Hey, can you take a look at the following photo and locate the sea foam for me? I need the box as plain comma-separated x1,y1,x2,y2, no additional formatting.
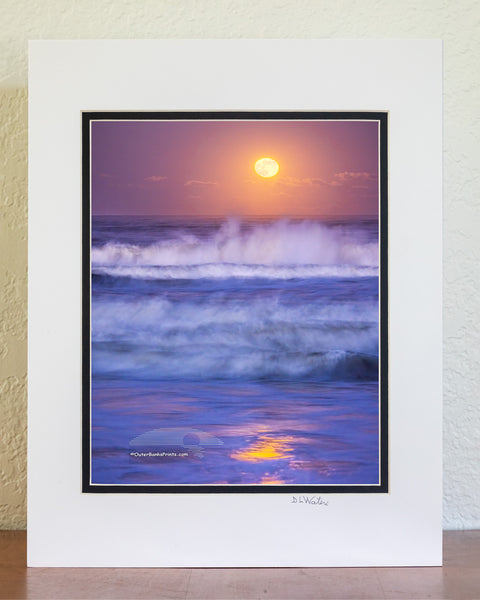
92,296,378,381
91,218,378,271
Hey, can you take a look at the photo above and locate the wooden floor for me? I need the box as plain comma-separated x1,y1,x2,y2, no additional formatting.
0,531,479,599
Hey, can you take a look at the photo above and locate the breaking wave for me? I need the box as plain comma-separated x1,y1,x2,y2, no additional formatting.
91,218,379,382
92,263,378,280
92,297,378,381
91,218,378,273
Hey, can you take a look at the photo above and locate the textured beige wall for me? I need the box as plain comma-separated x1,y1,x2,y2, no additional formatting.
1,0,479,530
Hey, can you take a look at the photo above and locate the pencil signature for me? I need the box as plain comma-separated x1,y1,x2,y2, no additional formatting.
290,495,329,506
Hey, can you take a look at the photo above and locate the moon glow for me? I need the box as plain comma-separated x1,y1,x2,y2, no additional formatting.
254,157,279,178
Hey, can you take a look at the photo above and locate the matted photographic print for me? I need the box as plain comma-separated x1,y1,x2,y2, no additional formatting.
82,112,387,493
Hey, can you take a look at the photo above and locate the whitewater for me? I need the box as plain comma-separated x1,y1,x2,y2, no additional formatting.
90,215,381,486
92,217,378,272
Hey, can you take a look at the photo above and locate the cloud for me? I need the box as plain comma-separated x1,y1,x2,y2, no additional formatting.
184,180,218,187
333,172,375,183
145,175,168,182
278,173,378,188
278,176,329,187
331,172,378,191
245,172,377,191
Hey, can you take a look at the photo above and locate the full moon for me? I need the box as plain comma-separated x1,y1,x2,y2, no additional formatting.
255,157,279,178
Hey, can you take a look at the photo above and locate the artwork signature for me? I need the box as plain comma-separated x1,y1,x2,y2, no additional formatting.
290,496,329,506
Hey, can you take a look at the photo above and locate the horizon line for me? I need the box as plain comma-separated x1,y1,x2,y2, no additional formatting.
91,213,379,218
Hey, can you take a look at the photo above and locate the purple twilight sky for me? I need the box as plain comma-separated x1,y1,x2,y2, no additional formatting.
90,118,379,217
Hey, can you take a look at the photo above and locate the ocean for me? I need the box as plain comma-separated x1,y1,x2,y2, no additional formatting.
90,215,380,486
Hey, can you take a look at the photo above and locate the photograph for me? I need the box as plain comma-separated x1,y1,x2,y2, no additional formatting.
83,112,387,492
